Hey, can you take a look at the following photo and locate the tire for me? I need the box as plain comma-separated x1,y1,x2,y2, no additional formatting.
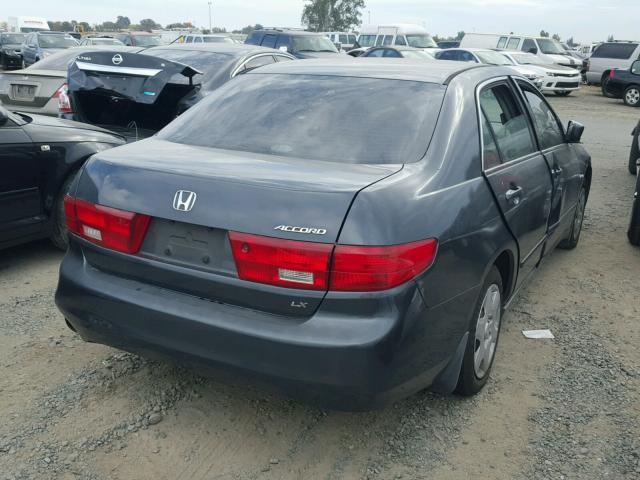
455,266,503,396
623,86,640,107
601,74,613,97
50,173,76,250
558,185,587,250
628,174,640,246
555,91,571,97
628,132,639,175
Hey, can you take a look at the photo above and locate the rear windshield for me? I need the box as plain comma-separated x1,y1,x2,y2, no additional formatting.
39,35,78,48
1,33,26,44
89,38,123,45
28,48,83,70
133,35,163,46
477,51,514,65
158,74,445,164
142,49,233,78
592,43,639,59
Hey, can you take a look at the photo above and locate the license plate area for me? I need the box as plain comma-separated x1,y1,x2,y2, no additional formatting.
11,84,37,100
139,219,236,275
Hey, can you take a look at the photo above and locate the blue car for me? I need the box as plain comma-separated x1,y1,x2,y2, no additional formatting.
56,60,591,409
21,31,78,67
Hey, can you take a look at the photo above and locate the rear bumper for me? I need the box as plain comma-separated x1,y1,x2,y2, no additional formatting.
55,239,476,410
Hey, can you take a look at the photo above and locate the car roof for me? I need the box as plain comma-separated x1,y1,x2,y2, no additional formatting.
247,58,488,84
145,43,280,55
370,46,423,52
253,29,324,37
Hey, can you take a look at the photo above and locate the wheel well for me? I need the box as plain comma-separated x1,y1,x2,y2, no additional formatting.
584,166,592,198
601,71,611,82
494,251,513,300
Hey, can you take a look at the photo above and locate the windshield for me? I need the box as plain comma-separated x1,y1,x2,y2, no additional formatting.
402,50,433,60
39,35,78,49
292,36,338,53
158,74,445,164
134,35,163,46
203,36,234,43
476,51,514,65
405,34,438,48
1,34,26,44
537,39,565,55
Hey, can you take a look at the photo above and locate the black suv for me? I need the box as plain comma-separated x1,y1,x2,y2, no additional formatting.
245,29,339,58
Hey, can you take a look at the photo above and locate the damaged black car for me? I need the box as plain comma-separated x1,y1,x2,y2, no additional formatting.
62,44,296,139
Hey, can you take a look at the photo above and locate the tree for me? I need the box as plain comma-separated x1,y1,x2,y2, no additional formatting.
115,16,131,30
140,18,161,31
455,31,465,41
552,33,561,42
539,30,549,38
301,0,366,32
566,36,575,47
100,21,118,32
166,21,194,29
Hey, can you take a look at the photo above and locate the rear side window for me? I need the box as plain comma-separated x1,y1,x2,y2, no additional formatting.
506,37,520,50
358,35,376,47
518,82,564,150
375,35,384,46
497,36,508,49
339,34,348,43
382,35,393,46
479,83,536,162
395,35,407,46
480,113,502,169
438,50,459,61
261,34,277,48
159,75,446,165
349,35,357,44
366,49,385,57
592,43,639,59
383,49,401,58
246,32,261,45
242,55,275,71
185,36,193,43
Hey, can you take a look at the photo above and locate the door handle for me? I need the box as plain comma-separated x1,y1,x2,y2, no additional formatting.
552,166,563,175
505,186,523,202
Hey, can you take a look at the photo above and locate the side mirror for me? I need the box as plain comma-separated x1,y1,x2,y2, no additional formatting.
528,47,538,54
631,60,640,75
0,107,9,126
566,121,584,143
278,46,288,53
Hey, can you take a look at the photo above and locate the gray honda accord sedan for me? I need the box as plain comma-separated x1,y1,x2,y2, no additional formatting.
55,59,591,409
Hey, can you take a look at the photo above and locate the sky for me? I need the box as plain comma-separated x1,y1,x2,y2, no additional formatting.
3,0,638,44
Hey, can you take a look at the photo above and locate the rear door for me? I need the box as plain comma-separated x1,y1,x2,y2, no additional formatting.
0,118,42,242
515,79,583,245
479,79,554,286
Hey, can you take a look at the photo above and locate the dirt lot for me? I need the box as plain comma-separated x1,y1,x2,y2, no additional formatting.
1,86,639,480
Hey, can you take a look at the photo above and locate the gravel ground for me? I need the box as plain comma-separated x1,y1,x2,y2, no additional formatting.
0,86,639,479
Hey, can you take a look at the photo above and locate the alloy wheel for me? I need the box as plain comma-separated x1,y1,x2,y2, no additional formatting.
473,284,501,379
626,88,640,106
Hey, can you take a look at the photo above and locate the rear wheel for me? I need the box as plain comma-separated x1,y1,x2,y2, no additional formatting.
50,174,76,250
630,131,640,175
601,73,613,97
455,266,503,396
623,86,640,107
559,185,587,250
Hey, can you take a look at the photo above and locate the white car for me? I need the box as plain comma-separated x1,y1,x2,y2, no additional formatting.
500,51,581,96
436,48,544,89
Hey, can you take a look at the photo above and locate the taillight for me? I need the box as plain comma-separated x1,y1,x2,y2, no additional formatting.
229,232,333,290
609,70,616,79
330,240,438,292
229,232,437,292
64,196,151,254
55,83,72,114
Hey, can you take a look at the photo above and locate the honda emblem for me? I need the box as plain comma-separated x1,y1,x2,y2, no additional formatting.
173,190,197,212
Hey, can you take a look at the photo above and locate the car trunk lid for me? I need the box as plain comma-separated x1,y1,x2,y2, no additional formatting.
76,138,402,316
67,50,201,134
0,69,65,108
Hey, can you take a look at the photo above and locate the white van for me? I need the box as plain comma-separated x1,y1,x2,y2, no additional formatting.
7,16,50,33
358,24,439,50
324,32,358,51
460,33,581,69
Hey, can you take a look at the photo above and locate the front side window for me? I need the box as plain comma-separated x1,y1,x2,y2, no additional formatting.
438,50,459,61
522,38,537,53
479,83,536,162
185,36,193,43
348,35,357,44
366,49,385,57
382,35,393,46
537,39,565,55
158,75,446,165
460,51,477,62
383,49,402,58
375,35,384,46
395,35,407,46
339,34,348,44
518,82,564,150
